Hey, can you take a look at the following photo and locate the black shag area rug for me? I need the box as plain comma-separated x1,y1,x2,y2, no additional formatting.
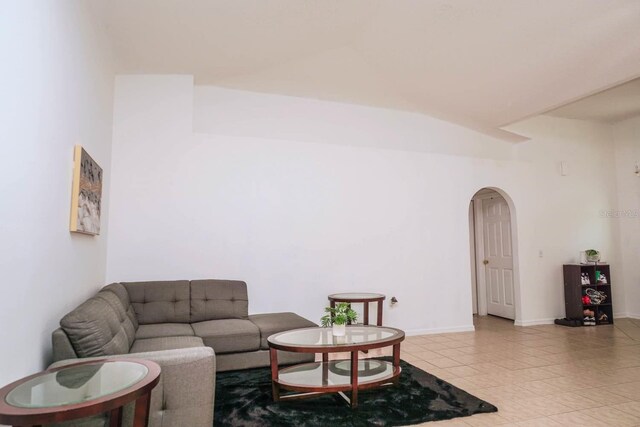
214,358,497,426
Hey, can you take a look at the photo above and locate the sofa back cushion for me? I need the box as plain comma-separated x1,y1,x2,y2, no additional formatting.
123,280,190,324
190,280,248,322
102,283,139,329
96,291,137,345
60,291,133,357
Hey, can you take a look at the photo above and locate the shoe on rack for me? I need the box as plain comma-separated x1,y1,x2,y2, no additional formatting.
554,318,582,327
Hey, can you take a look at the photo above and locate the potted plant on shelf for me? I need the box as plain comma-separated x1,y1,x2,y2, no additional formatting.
320,303,357,336
585,249,601,263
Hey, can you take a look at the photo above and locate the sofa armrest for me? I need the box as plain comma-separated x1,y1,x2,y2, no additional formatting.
49,347,216,427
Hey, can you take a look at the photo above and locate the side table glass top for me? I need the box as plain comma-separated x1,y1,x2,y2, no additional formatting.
6,361,148,408
328,292,385,300
268,326,402,349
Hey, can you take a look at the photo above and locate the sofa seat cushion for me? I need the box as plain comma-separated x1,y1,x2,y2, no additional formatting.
249,312,318,349
192,319,260,354
135,323,195,340
129,336,205,354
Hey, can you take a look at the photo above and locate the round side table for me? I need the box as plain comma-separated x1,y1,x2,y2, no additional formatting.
328,292,386,326
0,358,161,427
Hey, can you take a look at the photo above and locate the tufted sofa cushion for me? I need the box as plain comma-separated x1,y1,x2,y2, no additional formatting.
102,282,139,329
123,280,190,324
60,291,133,357
95,291,136,348
190,279,248,322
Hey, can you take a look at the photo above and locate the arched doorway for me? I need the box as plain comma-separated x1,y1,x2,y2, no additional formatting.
469,187,519,321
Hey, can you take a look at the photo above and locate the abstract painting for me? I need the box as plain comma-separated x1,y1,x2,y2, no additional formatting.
70,145,103,235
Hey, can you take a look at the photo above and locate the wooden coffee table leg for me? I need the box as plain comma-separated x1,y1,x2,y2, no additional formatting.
363,302,369,326
377,301,383,326
109,406,123,427
322,352,329,385
392,343,401,384
350,350,359,408
393,343,400,366
361,303,370,353
270,348,280,401
132,392,151,427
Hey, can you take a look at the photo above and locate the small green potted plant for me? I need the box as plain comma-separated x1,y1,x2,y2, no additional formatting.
320,303,357,336
585,249,600,263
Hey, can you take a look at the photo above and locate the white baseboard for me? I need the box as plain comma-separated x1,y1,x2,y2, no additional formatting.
612,312,640,319
514,318,556,327
403,314,640,335
404,325,475,336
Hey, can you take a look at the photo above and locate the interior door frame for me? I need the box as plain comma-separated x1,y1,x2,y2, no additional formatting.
472,189,518,319
469,201,478,314
473,195,489,316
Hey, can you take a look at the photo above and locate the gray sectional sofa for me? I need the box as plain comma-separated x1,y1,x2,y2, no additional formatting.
51,279,317,427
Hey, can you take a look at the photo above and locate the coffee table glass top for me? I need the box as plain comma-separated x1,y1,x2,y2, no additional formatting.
328,292,385,300
5,361,149,408
268,326,402,349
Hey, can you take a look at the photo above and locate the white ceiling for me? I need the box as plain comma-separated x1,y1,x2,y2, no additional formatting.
101,0,640,141
547,78,640,123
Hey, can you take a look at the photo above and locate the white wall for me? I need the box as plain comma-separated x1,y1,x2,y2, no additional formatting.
508,116,622,321
612,117,640,317
193,86,515,160
0,2,114,385
107,76,621,334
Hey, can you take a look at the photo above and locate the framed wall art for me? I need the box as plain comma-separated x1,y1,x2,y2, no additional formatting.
70,145,103,235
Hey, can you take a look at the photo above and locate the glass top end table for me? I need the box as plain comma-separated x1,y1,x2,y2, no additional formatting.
6,361,149,409
327,292,386,326
0,358,160,427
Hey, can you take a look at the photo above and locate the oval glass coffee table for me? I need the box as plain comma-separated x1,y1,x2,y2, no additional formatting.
0,358,160,427
268,325,404,408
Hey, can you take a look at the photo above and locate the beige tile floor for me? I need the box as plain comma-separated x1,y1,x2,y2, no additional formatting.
355,316,640,426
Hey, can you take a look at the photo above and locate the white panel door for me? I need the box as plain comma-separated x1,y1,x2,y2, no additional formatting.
482,197,515,319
